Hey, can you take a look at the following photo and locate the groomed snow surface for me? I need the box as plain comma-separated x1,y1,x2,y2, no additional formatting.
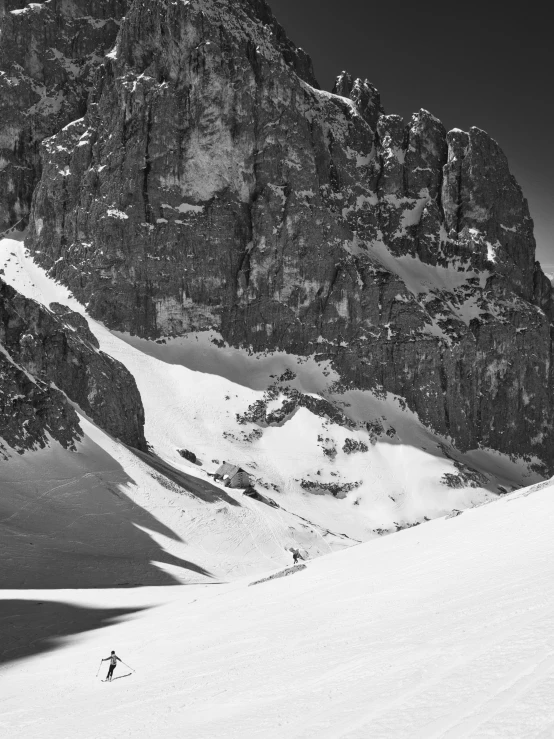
3,480,554,737
1,237,553,736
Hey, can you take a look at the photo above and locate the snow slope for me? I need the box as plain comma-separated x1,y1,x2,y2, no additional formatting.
2,237,554,735
0,236,546,586
0,412,358,588
2,478,554,737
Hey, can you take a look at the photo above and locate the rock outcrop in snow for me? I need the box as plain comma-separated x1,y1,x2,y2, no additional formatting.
0,338,81,457
2,0,553,471
0,279,146,450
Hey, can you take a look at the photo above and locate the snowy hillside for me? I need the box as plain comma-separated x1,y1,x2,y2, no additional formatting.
2,476,554,737
0,236,545,586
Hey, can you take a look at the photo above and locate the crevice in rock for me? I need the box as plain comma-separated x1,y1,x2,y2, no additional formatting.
435,133,447,225
142,106,152,224
319,265,341,320
439,357,450,434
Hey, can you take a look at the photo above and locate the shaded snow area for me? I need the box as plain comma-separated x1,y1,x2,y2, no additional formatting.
0,237,543,584
0,416,351,588
2,479,554,736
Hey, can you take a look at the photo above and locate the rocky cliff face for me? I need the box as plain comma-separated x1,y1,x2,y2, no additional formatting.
0,279,146,451
5,0,553,470
0,0,130,234
0,343,81,457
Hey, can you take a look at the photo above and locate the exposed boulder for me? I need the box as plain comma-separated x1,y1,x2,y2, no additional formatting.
178,448,199,464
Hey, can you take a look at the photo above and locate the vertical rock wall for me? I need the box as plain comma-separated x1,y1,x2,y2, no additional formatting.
2,0,552,469
0,0,130,233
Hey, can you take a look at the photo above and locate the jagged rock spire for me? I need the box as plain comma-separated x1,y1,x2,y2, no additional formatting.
333,71,383,128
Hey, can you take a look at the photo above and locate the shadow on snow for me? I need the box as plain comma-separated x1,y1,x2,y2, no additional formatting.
0,600,145,667
127,447,240,506
0,434,215,589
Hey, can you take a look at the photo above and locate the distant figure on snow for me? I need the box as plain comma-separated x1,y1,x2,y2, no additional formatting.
102,651,122,681
292,548,303,565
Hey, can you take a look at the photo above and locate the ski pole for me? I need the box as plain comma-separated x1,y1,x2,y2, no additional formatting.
95,660,103,678
121,661,135,672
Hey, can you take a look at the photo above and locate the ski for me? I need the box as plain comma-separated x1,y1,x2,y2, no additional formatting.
101,673,132,682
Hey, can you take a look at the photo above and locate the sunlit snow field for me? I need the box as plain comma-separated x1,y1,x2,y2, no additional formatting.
2,480,554,737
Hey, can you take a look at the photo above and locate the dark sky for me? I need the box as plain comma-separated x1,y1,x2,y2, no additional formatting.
270,0,554,270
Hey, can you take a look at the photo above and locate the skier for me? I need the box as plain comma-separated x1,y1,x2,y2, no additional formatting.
292,548,302,565
102,651,122,681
